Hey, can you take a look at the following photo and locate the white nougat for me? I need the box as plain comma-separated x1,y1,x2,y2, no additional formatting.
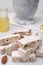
18,35,42,49
36,46,43,57
18,47,32,56
0,46,6,54
13,29,31,38
19,35,41,45
5,42,20,56
12,51,36,62
12,51,27,62
28,53,36,62
0,34,20,46
0,42,20,55
13,29,31,34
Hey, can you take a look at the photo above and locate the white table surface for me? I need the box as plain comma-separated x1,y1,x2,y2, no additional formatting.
0,12,43,65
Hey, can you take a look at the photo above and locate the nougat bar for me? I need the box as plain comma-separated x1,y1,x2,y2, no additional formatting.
0,42,20,55
6,42,20,56
28,53,36,62
0,34,20,46
18,35,42,49
13,29,31,38
18,47,32,56
12,51,27,62
36,46,43,57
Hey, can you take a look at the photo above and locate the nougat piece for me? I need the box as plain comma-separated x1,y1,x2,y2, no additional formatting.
18,47,32,56
12,51,27,62
0,43,13,54
28,53,36,62
32,40,42,52
36,46,43,57
18,40,41,57
12,51,36,62
18,35,42,49
0,42,20,55
0,34,20,46
0,46,6,54
13,29,31,38
6,42,20,56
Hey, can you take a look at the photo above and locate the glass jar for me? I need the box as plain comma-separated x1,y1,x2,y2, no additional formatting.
0,8,9,32
13,0,39,25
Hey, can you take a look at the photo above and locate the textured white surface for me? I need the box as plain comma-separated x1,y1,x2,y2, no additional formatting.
12,51,21,57
18,48,32,53
19,35,41,45
29,53,36,58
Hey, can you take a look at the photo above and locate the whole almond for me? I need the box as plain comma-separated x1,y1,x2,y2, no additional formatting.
1,55,7,64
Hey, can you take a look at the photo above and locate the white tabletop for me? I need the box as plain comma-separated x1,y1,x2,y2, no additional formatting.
8,12,43,28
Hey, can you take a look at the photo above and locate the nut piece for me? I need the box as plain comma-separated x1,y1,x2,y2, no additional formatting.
1,55,7,64
40,24,43,30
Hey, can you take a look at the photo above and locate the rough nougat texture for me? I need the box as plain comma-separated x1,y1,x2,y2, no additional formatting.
18,35,42,49
18,47,33,56
13,29,31,38
28,53,36,62
0,34,20,46
36,46,43,57
12,51,27,62
0,42,20,55
12,51,36,62
5,42,20,56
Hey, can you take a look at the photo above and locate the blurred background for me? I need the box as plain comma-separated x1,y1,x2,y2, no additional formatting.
0,0,43,16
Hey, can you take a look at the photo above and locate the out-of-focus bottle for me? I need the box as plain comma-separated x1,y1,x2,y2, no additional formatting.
0,8,9,32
